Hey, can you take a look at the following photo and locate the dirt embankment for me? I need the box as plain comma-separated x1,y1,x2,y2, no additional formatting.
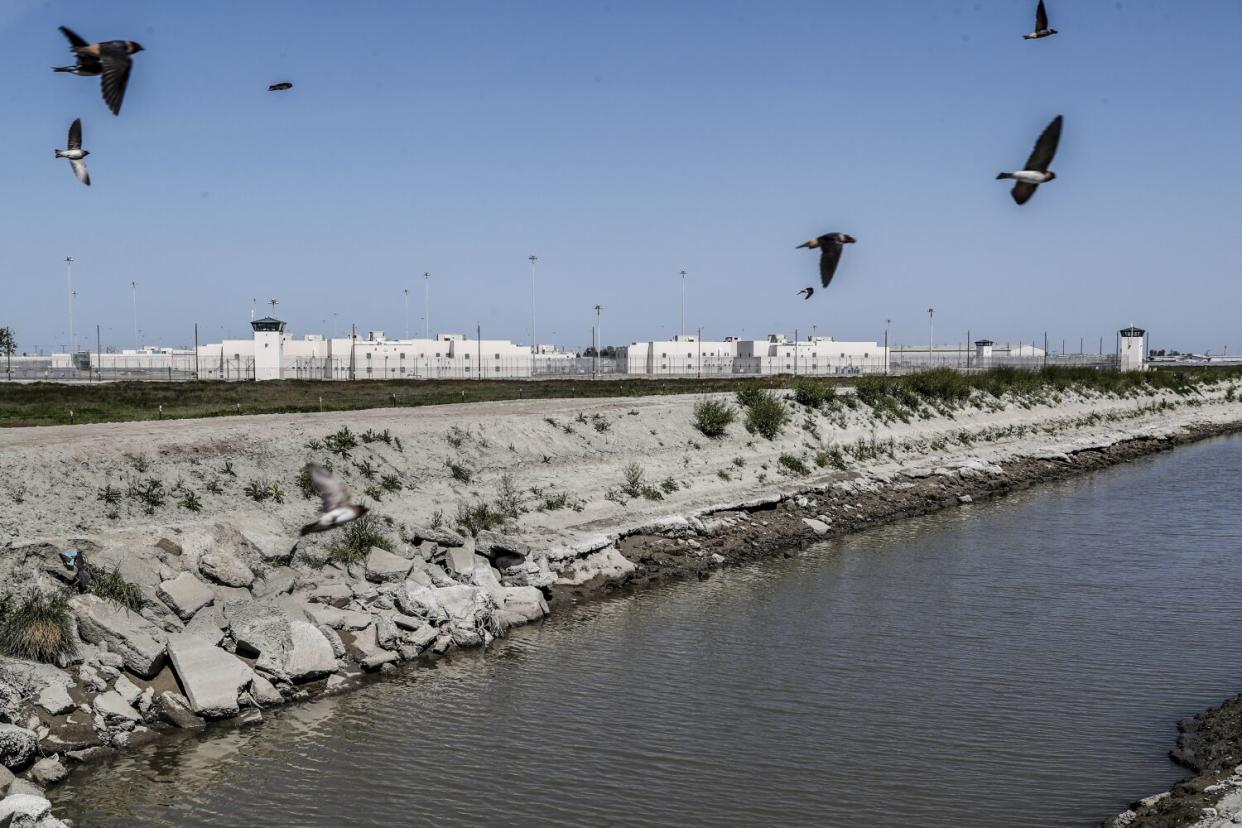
0,380,1239,824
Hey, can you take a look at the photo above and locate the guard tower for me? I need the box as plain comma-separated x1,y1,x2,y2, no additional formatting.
1119,326,1146,372
973,339,994,368
251,316,286,381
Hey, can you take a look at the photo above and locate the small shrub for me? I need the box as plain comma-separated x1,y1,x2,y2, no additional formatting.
355,460,377,480
717,469,732,482
732,457,746,468
660,477,680,494
305,439,323,451
364,485,383,502
792,379,836,409
544,417,559,428
0,592,77,663
91,567,144,612
325,514,392,564
495,473,526,519
430,509,445,530
244,480,272,502
178,490,203,512
448,462,473,483
816,446,848,470
692,397,737,439
592,415,612,434
380,474,403,493
777,453,810,476
604,487,629,507
454,501,508,537
446,426,468,448
325,427,358,457
621,462,645,497
361,428,394,446
128,478,166,513
735,386,766,409
297,466,316,499
205,479,224,495
742,390,789,440
127,453,150,473
97,484,122,507
536,488,581,512
639,485,664,501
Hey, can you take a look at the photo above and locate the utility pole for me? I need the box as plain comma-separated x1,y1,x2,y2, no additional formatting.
884,318,891,376
64,257,75,358
697,326,702,379
477,322,482,381
403,289,410,339
269,298,278,317
194,323,200,379
529,255,538,349
251,298,256,322
679,270,687,339
794,327,799,377
593,304,603,379
1043,331,1048,368
967,329,971,371
927,308,935,366
424,272,431,339
131,281,139,350
95,324,100,383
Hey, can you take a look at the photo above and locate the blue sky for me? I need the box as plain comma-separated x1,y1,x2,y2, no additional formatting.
1,1,1239,354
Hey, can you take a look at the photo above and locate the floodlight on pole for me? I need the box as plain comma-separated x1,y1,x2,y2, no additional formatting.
928,308,935,364
424,272,431,339
64,257,74,356
131,281,139,350
403,289,410,339
529,255,538,349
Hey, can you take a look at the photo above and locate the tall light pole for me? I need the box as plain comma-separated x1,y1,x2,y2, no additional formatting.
423,272,431,339
593,304,603,378
884,318,891,375
679,270,687,339
927,308,935,365
131,281,139,350
403,288,410,339
332,312,338,339
529,255,538,348
64,257,75,355
269,298,278,317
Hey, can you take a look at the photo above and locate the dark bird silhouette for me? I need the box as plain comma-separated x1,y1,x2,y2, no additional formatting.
1024,1,1057,40
54,118,90,186
796,233,857,290
268,82,293,92
300,463,369,535
996,115,1063,205
53,26,144,115
797,287,814,300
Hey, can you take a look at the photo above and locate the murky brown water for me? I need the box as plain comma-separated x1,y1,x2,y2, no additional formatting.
56,435,1242,827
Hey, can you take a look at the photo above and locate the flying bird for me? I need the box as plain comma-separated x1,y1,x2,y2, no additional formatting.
300,463,369,535
796,233,857,290
797,287,814,300
54,118,90,186
268,82,293,92
1024,1,1057,40
53,26,144,116
996,115,1062,205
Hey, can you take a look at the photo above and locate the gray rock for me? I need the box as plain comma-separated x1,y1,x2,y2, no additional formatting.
283,622,337,681
0,767,12,790
155,691,204,730
405,524,465,547
474,532,532,569
394,583,448,622
113,675,141,707
183,604,226,646
92,691,140,723
389,613,422,631
156,572,214,621
165,635,254,719
375,616,400,650
308,583,352,607
4,779,45,799
0,793,51,826
801,518,830,535
345,626,398,671
34,685,74,717
69,595,166,678
224,602,290,667
27,757,67,786
405,623,438,650
436,584,501,647
211,585,253,605
251,567,297,599
96,651,123,669
0,725,37,770
496,586,548,627
198,550,254,588
444,547,476,578
250,674,283,707
137,686,154,715
365,547,413,584
302,604,372,631
958,494,974,504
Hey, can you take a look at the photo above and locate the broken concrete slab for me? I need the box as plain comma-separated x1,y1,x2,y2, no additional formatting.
165,634,254,720
70,595,167,679
156,572,214,621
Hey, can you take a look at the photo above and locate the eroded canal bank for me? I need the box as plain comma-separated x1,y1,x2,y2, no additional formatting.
1,375,1240,826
